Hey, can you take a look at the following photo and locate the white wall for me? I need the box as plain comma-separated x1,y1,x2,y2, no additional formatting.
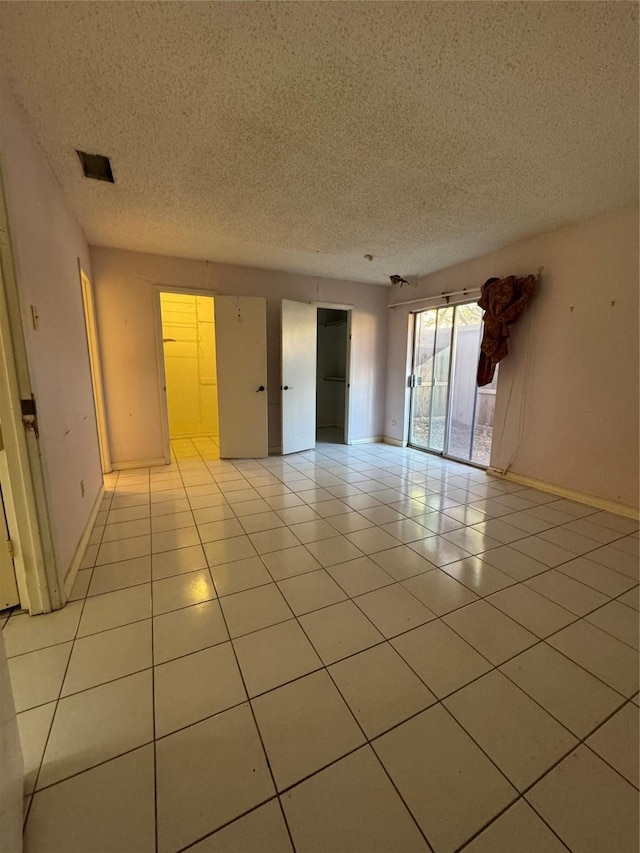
0,80,102,581
385,207,639,509
90,247,388,464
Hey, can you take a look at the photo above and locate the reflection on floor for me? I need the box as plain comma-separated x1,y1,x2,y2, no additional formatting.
3,438,639,852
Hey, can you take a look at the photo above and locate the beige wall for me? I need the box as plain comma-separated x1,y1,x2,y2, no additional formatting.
385,207,640,509
90,247,388,465
0,80,102,579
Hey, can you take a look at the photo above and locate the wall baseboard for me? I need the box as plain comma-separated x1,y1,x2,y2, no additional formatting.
487,468,639,520
349,436,384,445
112,457,168,471
63,485,105,600
383,436,407,448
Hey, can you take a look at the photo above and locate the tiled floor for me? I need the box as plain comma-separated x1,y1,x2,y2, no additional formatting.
3,435,639,853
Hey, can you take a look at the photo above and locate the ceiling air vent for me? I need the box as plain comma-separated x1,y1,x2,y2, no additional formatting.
76,150,114,183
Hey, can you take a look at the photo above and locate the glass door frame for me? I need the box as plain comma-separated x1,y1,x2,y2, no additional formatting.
407,301,492,470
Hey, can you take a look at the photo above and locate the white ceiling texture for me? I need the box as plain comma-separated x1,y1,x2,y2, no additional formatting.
0,1,637,284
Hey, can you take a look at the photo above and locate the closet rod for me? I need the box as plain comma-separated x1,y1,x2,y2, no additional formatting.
388,287,480,310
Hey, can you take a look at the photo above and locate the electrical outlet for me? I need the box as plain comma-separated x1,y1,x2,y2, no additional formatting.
80,479,85,498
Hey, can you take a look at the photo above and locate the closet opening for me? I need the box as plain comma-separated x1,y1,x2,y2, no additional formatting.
159,292,220,457
316,308,349,444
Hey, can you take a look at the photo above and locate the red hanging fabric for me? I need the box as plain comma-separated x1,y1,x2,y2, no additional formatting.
477,275,536,387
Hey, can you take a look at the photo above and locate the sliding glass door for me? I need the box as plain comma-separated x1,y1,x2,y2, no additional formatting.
408,303,497,466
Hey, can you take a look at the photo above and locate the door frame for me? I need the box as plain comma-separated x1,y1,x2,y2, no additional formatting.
313,302,354,445
0,164,58,613
80,269,111,474
154,286,220,463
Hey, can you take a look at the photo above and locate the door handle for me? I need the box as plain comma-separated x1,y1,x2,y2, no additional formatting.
256,385,265,392
281,385,293,391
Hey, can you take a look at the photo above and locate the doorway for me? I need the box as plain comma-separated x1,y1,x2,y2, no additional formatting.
316,308,349,444
159,292,219,447
408,302,497,467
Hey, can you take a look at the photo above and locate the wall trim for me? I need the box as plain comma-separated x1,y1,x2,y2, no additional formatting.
349,436,384,445
63,485,105,599
487,468,639,520
112,458,169,471
383,436,407,448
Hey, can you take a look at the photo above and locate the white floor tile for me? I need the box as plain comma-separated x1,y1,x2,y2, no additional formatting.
345,527,402,555
151,544,208,580
586,703,639,788
260,545,322,580
486,583,576,637
402,570,479,615
152,525,202,553
152,569,216,616
369,545,435,582
156,704,274,853
547,620,639,697
153,599,229,664
151,509,196,533
526,746,639,853
391,621,492,699
299,600,384,664
96,534,151,566
444,670,578,790
355,584,436,638
38,670,153,789
525,569,608,616
17,702,56,794
78,585,151,637
305,535,363,566
189,800,293,852
204,535,258,566
374,704,517,853
101,517,150,543
4,602,82,657
463,800,568,853
211,556,272,596
283,747,428,853
555,554,636,596
586,599,639,649
25,746,155,853
8,642,72,712
154,642,246,736
479,545,548,581
252,670,365,790
233,619,322,697
10,441,638,852
220,584,293,638
443,600,537,665
278,569,347,615
249,527,301,554
442,556,516,596
88,555,151,596
62,620,152,696
329,643,436,737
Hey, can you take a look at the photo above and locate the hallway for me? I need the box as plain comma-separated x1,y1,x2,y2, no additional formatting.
3,439,638,852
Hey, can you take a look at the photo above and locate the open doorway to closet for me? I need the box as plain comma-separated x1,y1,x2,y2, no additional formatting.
159,292,220,456
316,308,349,444
408,302,497,467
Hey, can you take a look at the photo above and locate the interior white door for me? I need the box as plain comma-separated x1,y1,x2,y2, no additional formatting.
281,299,317,454
214,296,268,458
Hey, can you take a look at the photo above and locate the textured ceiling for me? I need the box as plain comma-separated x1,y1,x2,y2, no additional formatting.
0,1,637,284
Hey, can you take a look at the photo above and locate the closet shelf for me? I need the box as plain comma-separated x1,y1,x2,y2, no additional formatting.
323,376,346,382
